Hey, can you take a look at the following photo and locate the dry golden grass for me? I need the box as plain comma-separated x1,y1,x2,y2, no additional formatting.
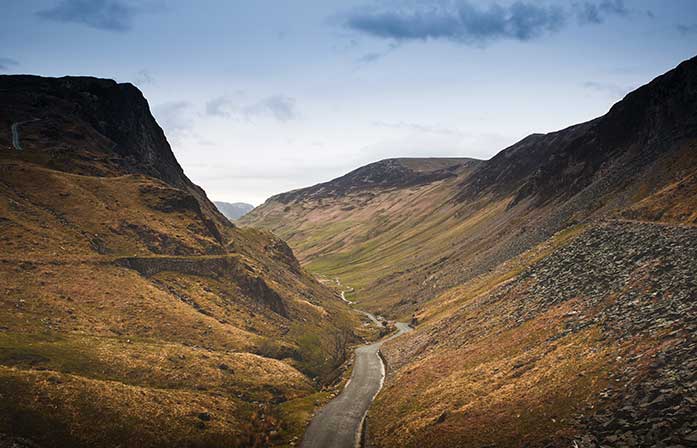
372,302,615,448
0,154,359,447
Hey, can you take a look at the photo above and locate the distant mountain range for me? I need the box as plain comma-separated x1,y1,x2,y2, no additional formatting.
214,201,254,220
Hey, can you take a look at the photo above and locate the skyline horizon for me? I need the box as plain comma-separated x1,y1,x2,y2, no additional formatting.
2,1,696,205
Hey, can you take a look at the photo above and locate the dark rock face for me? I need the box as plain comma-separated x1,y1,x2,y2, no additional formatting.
0,74,230,234
272,158,480,204
0,433,41,448
0,76,184,186
115,255,289,317
456,55,697,207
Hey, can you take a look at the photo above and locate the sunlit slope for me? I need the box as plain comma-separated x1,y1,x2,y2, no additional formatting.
0,75,358,447
371,219,697,447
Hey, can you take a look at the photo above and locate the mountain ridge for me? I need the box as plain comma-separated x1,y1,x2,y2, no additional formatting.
268,157,481,204
214,201,254,220
242,55,697,318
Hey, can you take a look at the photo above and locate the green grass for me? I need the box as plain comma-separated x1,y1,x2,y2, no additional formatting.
276,391,332,447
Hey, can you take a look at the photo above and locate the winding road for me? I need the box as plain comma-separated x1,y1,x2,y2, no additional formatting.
11,119,40,150
301,301,412,448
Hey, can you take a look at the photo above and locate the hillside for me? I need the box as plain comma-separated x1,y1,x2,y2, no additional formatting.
214,201,255,220
242,56,697,447
371,220,697,447
242,56,697,319
0,75,359,447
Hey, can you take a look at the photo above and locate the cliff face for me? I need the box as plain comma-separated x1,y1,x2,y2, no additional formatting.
0,75,228,234
1,75,184,184
0,75,357,447
458,55,697,206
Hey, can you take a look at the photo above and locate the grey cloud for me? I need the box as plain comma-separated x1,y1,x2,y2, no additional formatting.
0,57,19,71
36,0,148,32
356,42,400,64
343,1,566,45
152,101,194,134
343,1,633,45
357,52,383,64
574,0,628,24
677,24,697,35
206,95,298,122
251,95,297,122
206,96,234,118
582,81,630,98
133,69,155,85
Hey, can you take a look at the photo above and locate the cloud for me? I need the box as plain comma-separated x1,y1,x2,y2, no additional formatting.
372,120,465,137
36,0,142,32
356,42,400,64
582,81,630,98
343,1,566,45
250,95,298,122
206,95,299,122
573,0,628,24
342,1,634,45
0,57,18,71
152,101,194,135
206,96,234,118
677,24,697,35
133,69,155,85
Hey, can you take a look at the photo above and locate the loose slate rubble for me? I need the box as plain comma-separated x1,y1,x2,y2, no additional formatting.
502,221,697,447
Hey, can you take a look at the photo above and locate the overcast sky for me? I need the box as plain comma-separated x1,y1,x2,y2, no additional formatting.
2,1,697,204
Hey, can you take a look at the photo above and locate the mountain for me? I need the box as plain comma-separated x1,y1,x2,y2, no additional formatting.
242,56,697,447
242,56,697,318
214,201,255,220
0,75,361,447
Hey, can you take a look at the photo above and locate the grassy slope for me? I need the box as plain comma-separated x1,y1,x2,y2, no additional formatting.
0,120,358,445
243,143,696,320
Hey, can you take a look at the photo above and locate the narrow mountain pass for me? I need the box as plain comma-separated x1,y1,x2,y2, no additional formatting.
301,306,412,448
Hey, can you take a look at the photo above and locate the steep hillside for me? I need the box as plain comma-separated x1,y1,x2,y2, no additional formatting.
214,201,254,220
0,76,358,447
243,56,697,447
240,157,484,313
371,220,697,447
242,56,697,319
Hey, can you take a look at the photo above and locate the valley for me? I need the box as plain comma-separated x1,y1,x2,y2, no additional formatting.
3,2,696,447
0,44,695,448
243,55,697,447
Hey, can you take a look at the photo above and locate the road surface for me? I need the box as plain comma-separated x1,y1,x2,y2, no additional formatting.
11,119,40,150
301,322,412,448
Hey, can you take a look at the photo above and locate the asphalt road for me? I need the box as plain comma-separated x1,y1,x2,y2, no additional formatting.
11,119,40,150
301,322,412,448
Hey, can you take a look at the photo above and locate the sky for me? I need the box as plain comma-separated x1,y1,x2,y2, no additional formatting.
2,1,697,205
